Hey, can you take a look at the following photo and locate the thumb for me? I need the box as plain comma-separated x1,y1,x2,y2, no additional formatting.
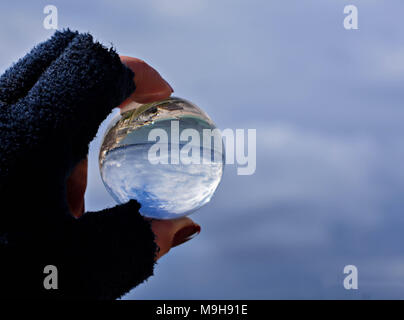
150,217,201,260
171,218,201,247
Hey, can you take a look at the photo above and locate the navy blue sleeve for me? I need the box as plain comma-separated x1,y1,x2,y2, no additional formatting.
0,29,158,300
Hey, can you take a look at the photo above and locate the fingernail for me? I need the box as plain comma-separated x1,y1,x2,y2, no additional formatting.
172,224,201,247
186,224,201,240
164,79,174,93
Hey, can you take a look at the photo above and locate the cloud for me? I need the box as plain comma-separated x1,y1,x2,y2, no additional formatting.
101,143,223,219
150,0,206,17
1,0,404,299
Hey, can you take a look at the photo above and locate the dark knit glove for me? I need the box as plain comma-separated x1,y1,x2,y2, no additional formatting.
0,29,157,300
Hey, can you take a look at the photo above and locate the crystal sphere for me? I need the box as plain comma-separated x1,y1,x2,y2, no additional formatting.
99,97,225,219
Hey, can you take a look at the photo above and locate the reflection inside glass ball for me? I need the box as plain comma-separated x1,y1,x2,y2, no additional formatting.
99,97,225,219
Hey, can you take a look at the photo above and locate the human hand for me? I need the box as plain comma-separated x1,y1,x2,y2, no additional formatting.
66,56,201,260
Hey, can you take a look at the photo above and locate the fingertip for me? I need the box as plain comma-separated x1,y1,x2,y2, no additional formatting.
164,79,174,94
120,56,173,104
171,222,201,247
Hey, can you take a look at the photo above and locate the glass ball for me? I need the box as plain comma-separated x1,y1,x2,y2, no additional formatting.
99,97,225,219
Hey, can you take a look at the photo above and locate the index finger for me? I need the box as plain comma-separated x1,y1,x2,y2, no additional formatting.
118,56,173,110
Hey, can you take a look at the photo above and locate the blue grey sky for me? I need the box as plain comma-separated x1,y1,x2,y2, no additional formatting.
2,0,404,299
